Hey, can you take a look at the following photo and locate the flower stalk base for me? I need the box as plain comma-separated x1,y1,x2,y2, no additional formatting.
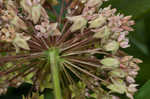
48,48,62,99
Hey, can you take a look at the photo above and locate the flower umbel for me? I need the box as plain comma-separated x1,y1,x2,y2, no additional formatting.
0,0,142,99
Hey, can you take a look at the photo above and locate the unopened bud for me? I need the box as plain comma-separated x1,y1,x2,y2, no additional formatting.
104,40,119,52
89,15,106,28
67,15,87,32
101,57,120,68
32,4,42,24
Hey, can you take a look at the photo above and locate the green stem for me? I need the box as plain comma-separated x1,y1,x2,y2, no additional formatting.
48,49,62,99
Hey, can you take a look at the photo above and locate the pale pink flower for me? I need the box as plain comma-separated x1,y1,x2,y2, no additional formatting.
85,92,90,97
126,76,135,84
127,84,138,93
128,71,138,77
120,39,130,48
126,92,134,99
112,96,120,99
26,0,32,6
35,25,42,30
99,5,117,17
118,32,126,42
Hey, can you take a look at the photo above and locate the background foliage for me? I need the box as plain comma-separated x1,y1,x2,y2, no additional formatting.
1,0,150,99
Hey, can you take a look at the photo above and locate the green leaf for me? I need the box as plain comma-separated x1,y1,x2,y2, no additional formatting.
46,9,57,21
123,16,149,57
136,59,150,85
135,80,150,99
0,83,32,99
43,89,54,99
130,38,149,55
104,0,150,19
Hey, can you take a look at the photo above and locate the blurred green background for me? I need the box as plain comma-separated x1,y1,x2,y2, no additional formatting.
1,0,150,99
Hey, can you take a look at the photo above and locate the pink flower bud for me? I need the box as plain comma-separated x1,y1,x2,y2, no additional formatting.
26,0,32,6
126,76,135,83
127,84,138,93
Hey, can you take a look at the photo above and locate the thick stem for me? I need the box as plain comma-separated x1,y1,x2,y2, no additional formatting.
48,49,62,99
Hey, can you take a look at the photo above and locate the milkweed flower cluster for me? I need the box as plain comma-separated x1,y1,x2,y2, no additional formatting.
0,0,142,99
